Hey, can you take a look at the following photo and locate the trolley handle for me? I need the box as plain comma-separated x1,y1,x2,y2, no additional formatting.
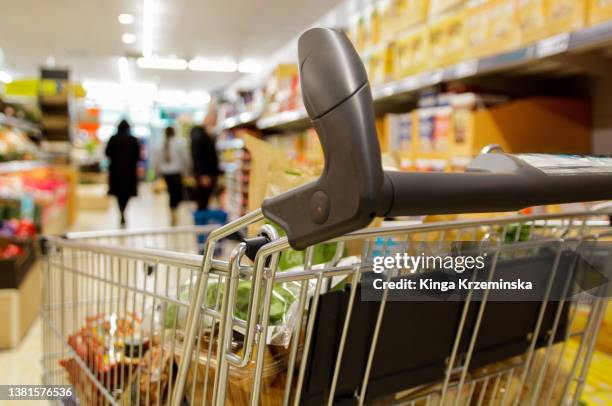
262,28,612,250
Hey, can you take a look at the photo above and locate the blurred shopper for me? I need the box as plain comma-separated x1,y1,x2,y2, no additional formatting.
105,119,140,227
191,125,220,210
191,105,221,211
190,123,220,211
154,126,190,225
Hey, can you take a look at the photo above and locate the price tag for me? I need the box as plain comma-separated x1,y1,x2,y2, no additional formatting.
453,60,478,79
536,33,570,58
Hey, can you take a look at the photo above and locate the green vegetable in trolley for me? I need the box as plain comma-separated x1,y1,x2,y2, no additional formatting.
165,279,297,329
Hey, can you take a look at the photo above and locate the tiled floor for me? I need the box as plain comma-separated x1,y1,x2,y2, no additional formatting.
0,185,192,404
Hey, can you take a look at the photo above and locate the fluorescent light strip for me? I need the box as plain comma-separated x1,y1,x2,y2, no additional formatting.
188,59,237,72
142,0,153,57
0,71,12,84
137,57,187,70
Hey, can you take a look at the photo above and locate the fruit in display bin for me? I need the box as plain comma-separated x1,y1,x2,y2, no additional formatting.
0,243,24,258
0,219,36,238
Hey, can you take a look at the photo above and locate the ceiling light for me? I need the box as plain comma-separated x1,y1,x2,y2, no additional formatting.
117,57,130,83
122,33,136,44
188,59,237,72
0,71,13,84
142,0,153,57
237,61,262,73
118,13,135,25
137,57,187,70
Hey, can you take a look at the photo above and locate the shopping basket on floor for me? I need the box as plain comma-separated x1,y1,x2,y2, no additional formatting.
42,28,612,406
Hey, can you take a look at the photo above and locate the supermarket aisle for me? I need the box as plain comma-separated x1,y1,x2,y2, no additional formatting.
71,183,196,231
0,186,186,399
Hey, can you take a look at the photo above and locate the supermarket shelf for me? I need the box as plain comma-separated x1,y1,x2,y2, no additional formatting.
221,109,262,131
0,113,42,136
217,138,245,151
257,20,612,133
256,109,309,132
0,160,47,174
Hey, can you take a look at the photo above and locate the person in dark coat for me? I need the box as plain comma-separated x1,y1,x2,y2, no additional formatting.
190,125,220,211
105,119,141,226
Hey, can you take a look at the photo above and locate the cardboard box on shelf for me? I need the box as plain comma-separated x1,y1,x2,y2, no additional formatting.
517,0,549,44
429,0,467,17
546,0,587,36
428,12,467,68
394,26,430,78
588,0,612,26
393,0,430,34
369,44,395,85
464,1,491,58
488,0,522,54
428,19,447,68
384,112,417,170
450,97,591,156
0,261,40,349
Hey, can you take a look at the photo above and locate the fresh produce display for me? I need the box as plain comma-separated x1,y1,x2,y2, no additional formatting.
0,165,68,233
0,219,37,239
0,243,24,259
0,127,40,162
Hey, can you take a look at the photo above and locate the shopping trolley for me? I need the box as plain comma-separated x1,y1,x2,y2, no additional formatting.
42,28,612,406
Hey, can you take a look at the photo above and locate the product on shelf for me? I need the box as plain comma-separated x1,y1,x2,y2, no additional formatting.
394,27,430,78
487,0,522,55
429,0,466,17
517,0,549,44
589,0,612,25
380,93,591,172
262,64,301,117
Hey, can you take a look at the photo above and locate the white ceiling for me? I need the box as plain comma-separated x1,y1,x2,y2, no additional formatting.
0,0,345,92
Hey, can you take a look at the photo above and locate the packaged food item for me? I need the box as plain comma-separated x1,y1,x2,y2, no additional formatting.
433,105,452,151
120,345,171,406
429,0,467,17
394,26,430,77
546,0,586,36
428,19,447,68
369,47,389,85
393,0,430,33
173,334,287,406
464,1,491,58
59,313,152,405
488,0,522,54
517,0,548,44
589,0,612,26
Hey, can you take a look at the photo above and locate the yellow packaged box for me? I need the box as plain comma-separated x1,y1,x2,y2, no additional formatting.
588,0,612,26
487,0,522,54
428,20,447,68
369,46,393,85
546,0,587,36
464,1,491,58
428,12,467,68
394,26,430,78
393,0,429,33
518,0,549,44
449,97,591,157
429,0,467,17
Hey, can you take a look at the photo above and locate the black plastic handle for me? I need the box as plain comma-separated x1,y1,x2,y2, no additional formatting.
262,28,383,250
262,28,612,250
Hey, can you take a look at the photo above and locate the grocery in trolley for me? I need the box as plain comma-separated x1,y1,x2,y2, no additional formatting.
42,28,612,406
